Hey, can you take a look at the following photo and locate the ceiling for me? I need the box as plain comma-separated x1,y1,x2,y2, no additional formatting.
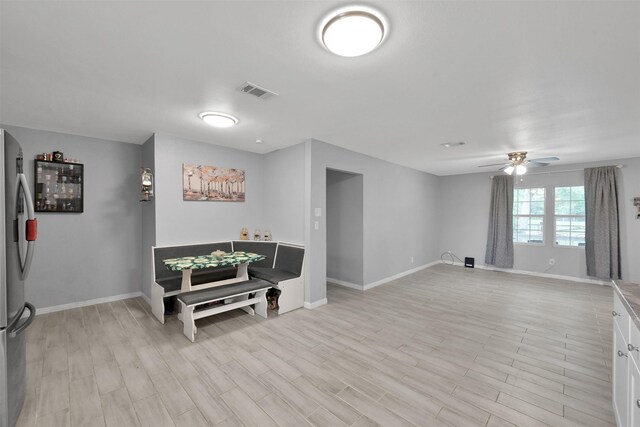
1,1,639,176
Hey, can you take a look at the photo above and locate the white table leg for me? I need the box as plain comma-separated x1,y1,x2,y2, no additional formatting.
236,262,249,280
180,269,193,292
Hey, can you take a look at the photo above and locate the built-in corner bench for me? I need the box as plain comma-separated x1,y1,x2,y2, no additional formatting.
151,240,304,341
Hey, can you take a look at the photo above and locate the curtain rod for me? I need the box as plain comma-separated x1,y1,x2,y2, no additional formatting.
490,164,623,178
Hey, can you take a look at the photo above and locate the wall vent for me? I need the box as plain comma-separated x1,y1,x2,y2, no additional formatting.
237,82,278,100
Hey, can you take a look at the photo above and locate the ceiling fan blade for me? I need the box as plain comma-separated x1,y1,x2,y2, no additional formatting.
478,162,509,168
527,162,550,167
528,157,559,162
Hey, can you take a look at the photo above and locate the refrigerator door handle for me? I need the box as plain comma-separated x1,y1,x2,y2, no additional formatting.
8,302,35,338
17,173,36,280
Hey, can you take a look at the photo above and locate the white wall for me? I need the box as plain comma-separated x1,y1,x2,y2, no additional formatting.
153,133,266,246
438,157,640,283
306,140,441,305
326,169,364,286
263,143,305,245
2,125,142,309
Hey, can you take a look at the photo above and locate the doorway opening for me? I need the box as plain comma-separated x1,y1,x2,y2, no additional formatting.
326,168,364,292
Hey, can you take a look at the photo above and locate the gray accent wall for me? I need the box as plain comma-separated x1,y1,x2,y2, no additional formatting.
263,143,305,244
1,125,142,309
438,157,640,283
153,133,266,246
326,169,364,286
306,139,441,305
140,135,156,298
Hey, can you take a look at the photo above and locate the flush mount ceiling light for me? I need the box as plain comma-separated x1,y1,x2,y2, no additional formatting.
199,112,238,128
320,7,387,57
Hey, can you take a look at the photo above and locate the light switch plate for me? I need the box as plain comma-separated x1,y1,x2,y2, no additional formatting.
314,208,322,217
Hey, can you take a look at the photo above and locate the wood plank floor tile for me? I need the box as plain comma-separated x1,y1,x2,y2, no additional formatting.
132,395,174,427
336,386,413,426
172,409,208,427
37,371,70,417
257,393,312,427
69,375,104,427
220,387,278,427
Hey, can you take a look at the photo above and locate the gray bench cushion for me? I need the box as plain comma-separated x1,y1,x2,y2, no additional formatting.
248,267,299,284
177,279,272,307
232,241,277,268
274,245,304,276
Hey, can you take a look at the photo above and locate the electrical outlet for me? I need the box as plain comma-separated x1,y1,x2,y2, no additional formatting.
549,258,555,266
411,256,414,263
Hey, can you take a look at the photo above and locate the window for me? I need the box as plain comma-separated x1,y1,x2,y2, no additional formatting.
513,187,545,244
554,186,585,247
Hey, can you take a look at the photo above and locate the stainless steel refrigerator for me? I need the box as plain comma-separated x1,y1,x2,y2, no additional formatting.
0,129,37,427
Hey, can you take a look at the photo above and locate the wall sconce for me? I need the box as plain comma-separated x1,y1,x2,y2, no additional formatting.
140,168,154,201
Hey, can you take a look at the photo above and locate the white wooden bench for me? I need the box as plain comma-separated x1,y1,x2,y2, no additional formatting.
176,278,272,342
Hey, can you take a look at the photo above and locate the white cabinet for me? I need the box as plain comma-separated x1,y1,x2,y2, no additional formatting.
614,324,631,427
613,290,640,427
630,363,640,427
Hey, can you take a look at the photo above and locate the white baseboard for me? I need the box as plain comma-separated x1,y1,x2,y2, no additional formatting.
363,260,441,291
36,291,143,315
440,261,610,286
140,292,152,307
327,277,363,291
304,298,328,309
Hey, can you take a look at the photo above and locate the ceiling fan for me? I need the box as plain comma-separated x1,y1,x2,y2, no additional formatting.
478,151,559,175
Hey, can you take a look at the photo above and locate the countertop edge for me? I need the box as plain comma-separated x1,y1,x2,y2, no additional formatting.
613,280,640,331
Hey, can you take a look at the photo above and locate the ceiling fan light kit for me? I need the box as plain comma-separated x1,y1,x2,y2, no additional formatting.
478,151,559,175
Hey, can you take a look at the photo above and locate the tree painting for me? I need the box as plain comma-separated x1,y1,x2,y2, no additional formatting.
183,163,245,202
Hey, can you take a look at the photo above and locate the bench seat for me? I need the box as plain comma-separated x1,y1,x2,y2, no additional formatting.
247,243,305,314
248,267,299,284
177,278,272,342
177,279,272,306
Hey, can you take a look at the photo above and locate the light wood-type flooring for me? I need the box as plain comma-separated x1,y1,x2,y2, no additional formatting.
17,264,615,426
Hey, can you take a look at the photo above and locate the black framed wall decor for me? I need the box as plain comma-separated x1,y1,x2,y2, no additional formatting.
34,160,84,213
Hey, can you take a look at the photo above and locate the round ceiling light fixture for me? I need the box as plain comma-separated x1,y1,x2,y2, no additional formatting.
320,7,387,57
199,112,239,128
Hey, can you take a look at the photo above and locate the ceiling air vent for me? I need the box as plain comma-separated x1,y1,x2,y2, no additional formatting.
237,82,278,101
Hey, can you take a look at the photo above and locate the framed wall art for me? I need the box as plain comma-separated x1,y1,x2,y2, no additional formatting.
183,163,245,202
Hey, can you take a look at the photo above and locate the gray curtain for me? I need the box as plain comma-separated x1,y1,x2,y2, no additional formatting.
485,175,514,268
585,166,621,279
